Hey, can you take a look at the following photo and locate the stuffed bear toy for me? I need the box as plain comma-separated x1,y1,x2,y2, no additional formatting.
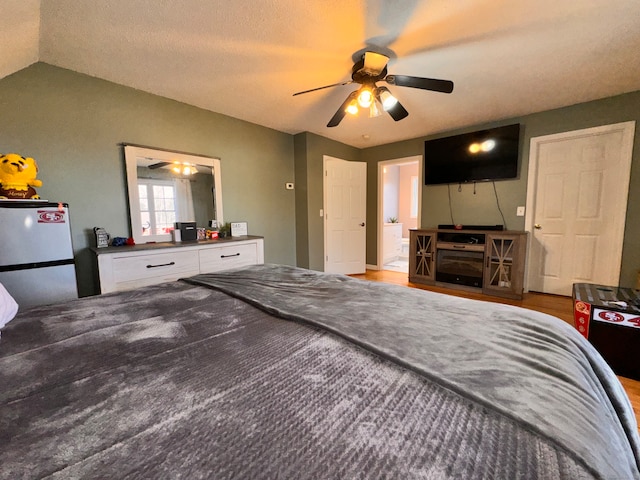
0,153,42,199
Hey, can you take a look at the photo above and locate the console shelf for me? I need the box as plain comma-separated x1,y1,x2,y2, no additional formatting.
409,230,436,283
409,229,528,299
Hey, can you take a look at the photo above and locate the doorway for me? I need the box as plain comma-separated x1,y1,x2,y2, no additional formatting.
378,156,422,273
525,121,635,295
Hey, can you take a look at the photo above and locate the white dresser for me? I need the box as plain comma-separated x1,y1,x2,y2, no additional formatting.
93,236,264,293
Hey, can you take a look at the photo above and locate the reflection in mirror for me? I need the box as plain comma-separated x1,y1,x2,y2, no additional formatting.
124,145,223,244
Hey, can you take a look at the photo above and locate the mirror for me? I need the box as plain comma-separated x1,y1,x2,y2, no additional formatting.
124,145,223,244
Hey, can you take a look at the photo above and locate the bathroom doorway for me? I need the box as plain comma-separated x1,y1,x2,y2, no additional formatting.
377,156,421,273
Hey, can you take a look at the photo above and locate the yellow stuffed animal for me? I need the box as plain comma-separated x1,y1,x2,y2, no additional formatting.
0,153,42,200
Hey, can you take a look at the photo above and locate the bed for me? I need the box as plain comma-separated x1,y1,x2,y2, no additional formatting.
1,264,639,479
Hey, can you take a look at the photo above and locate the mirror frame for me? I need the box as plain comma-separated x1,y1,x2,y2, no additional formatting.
124,144,223,244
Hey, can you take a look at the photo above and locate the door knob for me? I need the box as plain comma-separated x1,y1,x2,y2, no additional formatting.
360,222,365,227
534,224,542,229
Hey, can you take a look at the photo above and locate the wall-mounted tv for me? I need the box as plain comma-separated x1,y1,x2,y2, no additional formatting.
424,124,520,185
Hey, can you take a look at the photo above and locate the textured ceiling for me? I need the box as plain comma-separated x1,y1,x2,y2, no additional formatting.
2,0,640,148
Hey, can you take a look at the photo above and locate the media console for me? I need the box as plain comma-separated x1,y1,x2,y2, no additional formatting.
408,228,528,299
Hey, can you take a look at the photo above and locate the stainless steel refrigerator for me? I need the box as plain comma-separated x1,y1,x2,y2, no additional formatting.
0,201,78,309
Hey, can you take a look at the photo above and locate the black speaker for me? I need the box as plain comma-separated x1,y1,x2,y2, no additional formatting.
175,222,197,241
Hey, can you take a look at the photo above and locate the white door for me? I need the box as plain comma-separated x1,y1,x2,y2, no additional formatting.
526,122,635,295
324,157,367,274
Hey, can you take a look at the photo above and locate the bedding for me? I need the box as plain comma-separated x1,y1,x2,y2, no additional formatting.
1,264,639,479
0,281,19,332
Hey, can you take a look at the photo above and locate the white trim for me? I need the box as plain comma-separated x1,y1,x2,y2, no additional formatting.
410,175,419,218
322,155,333,272
377,155,422,271
524,121,635,292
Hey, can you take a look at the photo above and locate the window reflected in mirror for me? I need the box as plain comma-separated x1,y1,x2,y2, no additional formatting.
124,145,223,244
138,180,177,237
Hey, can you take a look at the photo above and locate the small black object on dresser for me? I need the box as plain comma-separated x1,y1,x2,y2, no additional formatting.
175,222,197,241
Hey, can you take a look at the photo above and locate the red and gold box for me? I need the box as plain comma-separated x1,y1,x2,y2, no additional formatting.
573,283,640,380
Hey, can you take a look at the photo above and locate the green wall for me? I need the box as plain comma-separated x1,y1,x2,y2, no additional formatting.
362,91,640,288
0,63,297,296
2,62,639,294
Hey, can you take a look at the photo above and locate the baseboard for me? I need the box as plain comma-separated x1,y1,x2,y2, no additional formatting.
366,263,379,270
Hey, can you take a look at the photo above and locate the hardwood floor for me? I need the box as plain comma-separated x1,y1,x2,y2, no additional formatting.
350,269,640,433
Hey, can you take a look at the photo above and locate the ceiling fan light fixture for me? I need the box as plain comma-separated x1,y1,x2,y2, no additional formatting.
362,51,390,76
369,100,382,118
357,88,374,108
346,99,359,115
171,163,197,175
377,87,398,111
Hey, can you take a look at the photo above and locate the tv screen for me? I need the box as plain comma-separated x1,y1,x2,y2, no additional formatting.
424,124,520,185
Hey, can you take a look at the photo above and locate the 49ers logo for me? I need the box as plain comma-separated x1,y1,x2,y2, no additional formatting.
597,311,624,323
593,308,640,330
37,210,65,223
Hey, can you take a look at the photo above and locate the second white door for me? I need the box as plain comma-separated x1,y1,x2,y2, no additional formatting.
526,122,635,295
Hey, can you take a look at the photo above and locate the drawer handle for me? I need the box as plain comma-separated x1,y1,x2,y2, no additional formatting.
221,253,241,258
146,261,176,268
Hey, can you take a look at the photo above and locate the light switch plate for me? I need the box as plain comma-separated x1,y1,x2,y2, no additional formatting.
285,182,294,190
516,206,525,216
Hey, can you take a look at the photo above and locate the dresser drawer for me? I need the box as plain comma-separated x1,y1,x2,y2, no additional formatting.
199,243,258,273
111,250,200,283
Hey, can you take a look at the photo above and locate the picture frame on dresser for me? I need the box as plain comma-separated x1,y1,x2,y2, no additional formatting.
231,222,248,237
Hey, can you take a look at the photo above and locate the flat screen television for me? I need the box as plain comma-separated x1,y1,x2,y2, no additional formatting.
424,124,520,185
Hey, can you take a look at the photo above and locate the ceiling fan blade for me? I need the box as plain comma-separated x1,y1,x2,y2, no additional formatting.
327,91,358,128
385,75,454,93
293,81,353,96
386,100,409,122
362,51,389,75
148,162,171,169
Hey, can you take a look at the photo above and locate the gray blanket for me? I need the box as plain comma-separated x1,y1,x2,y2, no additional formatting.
1,264,639,479
187,264,640,480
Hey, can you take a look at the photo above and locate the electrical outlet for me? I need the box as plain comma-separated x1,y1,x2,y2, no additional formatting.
516,206,525,216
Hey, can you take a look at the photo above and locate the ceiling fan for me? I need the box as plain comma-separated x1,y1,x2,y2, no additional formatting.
293,51,454,127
